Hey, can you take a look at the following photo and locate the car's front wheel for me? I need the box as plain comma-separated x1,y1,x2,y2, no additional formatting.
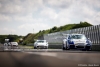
65,43,70,50
84,46,91,51
45,46,48,49
62,44,66,50
62,44,70,50
34,47,37,49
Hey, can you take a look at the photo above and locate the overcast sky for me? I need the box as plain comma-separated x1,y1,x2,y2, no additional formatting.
0,0,100,36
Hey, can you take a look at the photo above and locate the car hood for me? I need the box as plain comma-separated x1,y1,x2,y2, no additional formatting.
72,39,86,43
36,43,47,45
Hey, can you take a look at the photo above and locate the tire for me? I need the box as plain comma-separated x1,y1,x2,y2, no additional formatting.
84,46,91,51
65,43,70,50
45,46,48,49
65,47,70,50
34,47,37,49
62,43,70,50
62,44,65,50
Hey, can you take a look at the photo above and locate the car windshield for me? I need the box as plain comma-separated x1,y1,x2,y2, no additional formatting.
37,40,45,43
70,35,86,39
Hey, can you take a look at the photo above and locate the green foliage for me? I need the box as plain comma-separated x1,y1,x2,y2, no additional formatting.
0,35,8,43
0,35,23,43
22,33,35,45
72,21,92,29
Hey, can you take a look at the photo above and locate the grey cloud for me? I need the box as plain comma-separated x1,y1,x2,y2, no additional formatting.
0,0,25,15
0,0,100,35
75,0,100,11
0,0,44,24
0,0,44,16
43,0,73,9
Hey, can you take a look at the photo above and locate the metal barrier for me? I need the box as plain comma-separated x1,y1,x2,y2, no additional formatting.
44,25,100,45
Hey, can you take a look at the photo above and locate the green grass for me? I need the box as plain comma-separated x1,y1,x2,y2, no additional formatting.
19,45,34,49
23,46,34,49
49,43,62,45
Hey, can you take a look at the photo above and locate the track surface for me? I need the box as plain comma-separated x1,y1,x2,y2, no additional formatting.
0,49,100,67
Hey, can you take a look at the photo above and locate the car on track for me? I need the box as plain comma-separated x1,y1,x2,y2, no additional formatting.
4,42,18,49
62,34,92,50
10,42,18,48
34,40,49,49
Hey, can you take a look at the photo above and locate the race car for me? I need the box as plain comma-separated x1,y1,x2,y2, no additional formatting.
62,34,92,50
4,42,18,49
34,40,49,49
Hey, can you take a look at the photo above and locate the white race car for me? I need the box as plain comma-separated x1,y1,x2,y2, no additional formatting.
34,40,49,49
62,34,92,50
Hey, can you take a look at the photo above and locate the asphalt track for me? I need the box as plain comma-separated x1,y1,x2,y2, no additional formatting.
0,49,100,67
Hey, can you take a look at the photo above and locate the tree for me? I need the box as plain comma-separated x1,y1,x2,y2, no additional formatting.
52,26,57,31
49,29,53,33
7,35,18,42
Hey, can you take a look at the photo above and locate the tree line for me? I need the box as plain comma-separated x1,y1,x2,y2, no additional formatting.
0,35,23,44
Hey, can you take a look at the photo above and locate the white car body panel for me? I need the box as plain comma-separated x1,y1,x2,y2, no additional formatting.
10,42,18,46
34,40,49,48
62,34,92,50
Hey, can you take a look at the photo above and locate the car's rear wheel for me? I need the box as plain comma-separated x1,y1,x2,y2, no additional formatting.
84,46,91,51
